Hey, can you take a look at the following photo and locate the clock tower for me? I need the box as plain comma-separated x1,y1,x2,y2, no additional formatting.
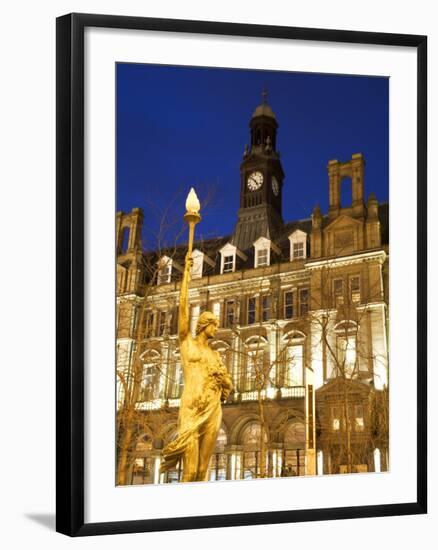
232,92,285,250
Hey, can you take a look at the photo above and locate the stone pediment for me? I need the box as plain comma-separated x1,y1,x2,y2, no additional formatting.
323,214,362,233
316,376,371,397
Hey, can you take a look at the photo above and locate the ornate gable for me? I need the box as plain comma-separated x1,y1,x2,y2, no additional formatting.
323,214,364,256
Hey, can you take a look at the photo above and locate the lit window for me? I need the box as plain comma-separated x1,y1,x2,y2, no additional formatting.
261,295,271,321
212,301,221,325
338,335,356,377
333,278,344,306
285,345,303,386
223,255,234,273
256,248,269,267
293,242,304,259
350,276,360,303
247,296,257,325
140,359,161,401
355,404,364,431
299,289,309,316
332,406,341,430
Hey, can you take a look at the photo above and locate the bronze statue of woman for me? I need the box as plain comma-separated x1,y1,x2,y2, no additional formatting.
160,190,232,482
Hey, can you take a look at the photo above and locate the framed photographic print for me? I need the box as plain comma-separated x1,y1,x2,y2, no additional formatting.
56,13,427,536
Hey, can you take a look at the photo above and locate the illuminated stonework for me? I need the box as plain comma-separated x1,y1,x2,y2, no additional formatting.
116,98,389,484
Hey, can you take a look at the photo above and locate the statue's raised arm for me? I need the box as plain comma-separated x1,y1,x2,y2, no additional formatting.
178,253,193,342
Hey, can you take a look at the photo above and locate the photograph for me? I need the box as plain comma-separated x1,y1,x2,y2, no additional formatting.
115,63,390,486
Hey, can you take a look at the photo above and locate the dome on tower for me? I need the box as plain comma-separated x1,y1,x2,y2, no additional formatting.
252,102,277,120
251,89,277,120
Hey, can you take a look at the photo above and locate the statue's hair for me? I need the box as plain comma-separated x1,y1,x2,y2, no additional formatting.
195,311,218,335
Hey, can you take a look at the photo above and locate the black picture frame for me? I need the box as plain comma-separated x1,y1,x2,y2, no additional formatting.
56,12,427,537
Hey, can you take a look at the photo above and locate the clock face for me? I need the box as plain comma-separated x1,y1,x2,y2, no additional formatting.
247,171,264,191
272,176,280,196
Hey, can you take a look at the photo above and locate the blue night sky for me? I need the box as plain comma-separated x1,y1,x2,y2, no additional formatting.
116,63,388,248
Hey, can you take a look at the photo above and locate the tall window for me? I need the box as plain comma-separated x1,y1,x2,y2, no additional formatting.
157,311,166,337
284,290,294,319
285,345,303,386
332,406,341,430
299,289,309,316
354,404,364,431
243,352,257,391
333,278,344,306
225,300,236,328
247,296,257,325
338,335,357,377
350,276,361,303
223,255,234,273
261,295,271,321
140,357,161,401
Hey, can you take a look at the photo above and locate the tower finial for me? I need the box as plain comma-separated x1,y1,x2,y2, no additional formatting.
262,87,268,104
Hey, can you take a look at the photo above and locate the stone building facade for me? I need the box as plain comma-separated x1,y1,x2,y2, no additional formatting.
116,96,389,484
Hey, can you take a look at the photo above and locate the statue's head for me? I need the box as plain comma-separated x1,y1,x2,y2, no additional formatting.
195,311,219,338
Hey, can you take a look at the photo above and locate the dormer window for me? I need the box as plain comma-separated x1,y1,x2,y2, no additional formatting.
157,256,172,285
288,230,307,261
253,236,280,269
257,248,268,267
219,243,247,275
191,249,204,279
223,255,235,273
293,242,304,259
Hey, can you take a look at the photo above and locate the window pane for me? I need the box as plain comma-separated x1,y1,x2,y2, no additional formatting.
223,255,234,273
299,289,309,315
293,242,304,259
257,248,268,267
248,296,256,325
225,300,235,327
284,291,294,319
285,345,303,386
333,278,344,306
350,276,360,303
